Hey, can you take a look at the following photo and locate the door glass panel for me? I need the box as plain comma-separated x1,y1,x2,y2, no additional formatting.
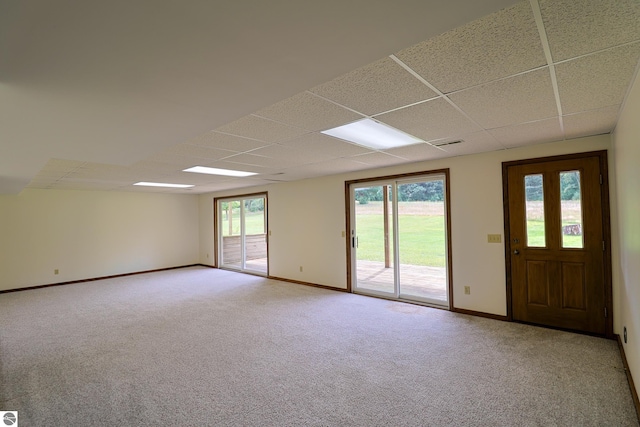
525,174,546,247
354,185,395,294
219,196,268,274
560,170,584,248
397,179,447,304
244,197,268,272
221,200,242,268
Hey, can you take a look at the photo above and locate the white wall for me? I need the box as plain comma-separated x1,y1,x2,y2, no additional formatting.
199,134,613,317
612,68,640,396
0,189,199,291
198,178,348,286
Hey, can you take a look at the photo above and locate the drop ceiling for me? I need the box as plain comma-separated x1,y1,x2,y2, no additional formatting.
2,0,639,194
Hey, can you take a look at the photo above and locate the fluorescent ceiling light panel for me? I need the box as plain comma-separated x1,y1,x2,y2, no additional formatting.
321,118,423,149
183,166,257,177
134,182,194,188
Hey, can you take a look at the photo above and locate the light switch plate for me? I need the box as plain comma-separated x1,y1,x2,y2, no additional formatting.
487,234,502,243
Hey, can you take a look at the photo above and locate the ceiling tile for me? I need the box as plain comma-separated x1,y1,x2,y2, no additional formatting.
192,179,265,193
280,158,374,180
124,185,193,194
26,179,59,189
30,171,70,180
29,159,88,186
50,180,124,191
555,43,640,114
242,177,291,186
264,169,319,182
449,68,558,129
540,0,640,62
489,117,563,148
21,1,639,196
563,106,619,140
60,176,133,185
395,1,545,93
155,172,231,185
193,161,280,176
247,144,329,165
188,182,242,193
309,57,438,116
66,167,134,181
375,98,481,142
131,160,188,174
435,132,504,156
158,143,236,160
279,133,373,158
251,173,288,183
37,158,87,172
145,153,207,169
215,115,308,143
188,131,271,152
254,91,362,132
218,152,299,170
347,152,408,167
382,142,447,162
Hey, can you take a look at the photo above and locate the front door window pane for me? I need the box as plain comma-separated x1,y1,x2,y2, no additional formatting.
560,171,584,248
525,174,545,247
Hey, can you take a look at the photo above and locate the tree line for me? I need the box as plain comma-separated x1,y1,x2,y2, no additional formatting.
525,171,581,201
355,181,444,204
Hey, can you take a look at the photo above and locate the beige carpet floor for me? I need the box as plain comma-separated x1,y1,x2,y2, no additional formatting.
0,266,637,426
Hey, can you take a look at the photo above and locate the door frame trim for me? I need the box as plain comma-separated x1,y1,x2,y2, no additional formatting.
344,168,453,309
502,150,613,337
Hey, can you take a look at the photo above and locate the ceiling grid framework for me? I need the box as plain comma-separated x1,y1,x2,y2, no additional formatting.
530,0,565,134
18,0,640,194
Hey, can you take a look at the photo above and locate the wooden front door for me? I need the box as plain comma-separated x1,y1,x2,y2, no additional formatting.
504,152,611,335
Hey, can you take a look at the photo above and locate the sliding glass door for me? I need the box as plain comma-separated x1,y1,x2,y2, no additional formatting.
352,183,396,295
350,173,450,307
217,194,268,275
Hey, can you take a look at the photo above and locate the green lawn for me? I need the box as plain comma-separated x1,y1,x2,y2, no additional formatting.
221,210,581,265
221,210,266,235
527,220,583,248
356,214,446,267
355,217,583,267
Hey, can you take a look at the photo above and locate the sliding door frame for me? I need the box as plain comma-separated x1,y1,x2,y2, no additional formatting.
213,191,269,276
349,179,399,298
345,169,453,308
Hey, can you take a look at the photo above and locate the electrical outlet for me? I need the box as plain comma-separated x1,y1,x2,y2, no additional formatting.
464,286,470,295
54,269,59,275
487,234,502,243
299,266,303,272
342,231,346,237
206,253,209,259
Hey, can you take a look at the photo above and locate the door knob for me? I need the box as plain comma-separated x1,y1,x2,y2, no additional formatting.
514,249,520,255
